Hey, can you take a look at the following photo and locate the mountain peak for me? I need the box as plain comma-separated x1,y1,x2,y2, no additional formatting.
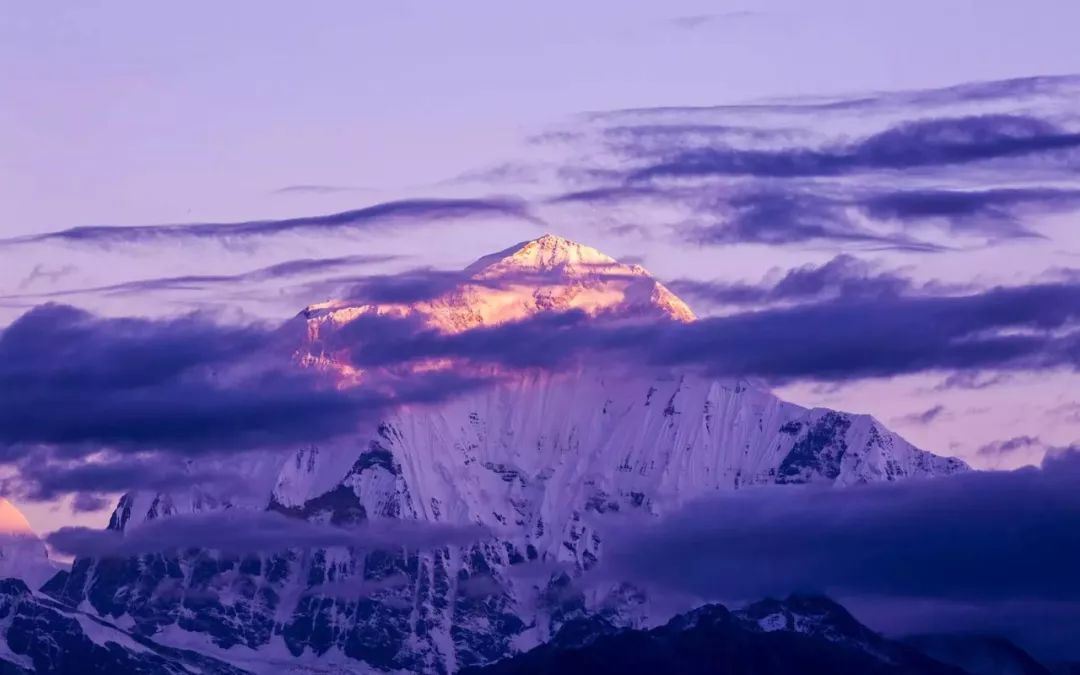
466,233,619,275
303,234,695,338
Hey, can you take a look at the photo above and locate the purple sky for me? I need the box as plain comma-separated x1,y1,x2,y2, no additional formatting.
3,0,1080,537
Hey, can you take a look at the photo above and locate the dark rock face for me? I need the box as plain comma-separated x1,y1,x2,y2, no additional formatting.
43,551,278,652
466,595,966,675
776,412,851,483
41,447,540,675
905,634,1053,675
0,578,246,675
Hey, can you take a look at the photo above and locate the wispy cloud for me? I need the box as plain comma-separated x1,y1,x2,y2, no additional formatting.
631,115,1080,180
271,184,371,195
894,404,948,426
930,370,1013,392
541,75,1080,251
669,11,761,31
593,74,1080,119
3,253,399,300
3,197,540,247
668,255,924,309
17,264,77,290
975,435,1044,459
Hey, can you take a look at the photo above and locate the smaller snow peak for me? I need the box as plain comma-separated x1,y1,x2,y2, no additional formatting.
0,498,34,536
0,498,56,590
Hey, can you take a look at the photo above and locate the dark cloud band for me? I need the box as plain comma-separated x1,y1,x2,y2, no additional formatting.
4,198,538,247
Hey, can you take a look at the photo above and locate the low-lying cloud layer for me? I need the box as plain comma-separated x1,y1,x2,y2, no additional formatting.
0,304,487,490
338,280,1080,381
599,448,1080,623
582,449,1080,659
47,510,491,557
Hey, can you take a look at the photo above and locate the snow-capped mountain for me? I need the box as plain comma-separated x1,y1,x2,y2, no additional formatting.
43,235,968,673
0,498,56,591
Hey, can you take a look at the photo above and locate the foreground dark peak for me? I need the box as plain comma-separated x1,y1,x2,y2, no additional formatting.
905,634,1053,675
466,595,965,675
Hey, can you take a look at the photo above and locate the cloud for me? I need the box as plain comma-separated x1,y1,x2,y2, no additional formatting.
553,181,1073,249
549,75,1080,250
680,188,947,250
3,198,538,247
975,435,1043,459
547,185,667,206
683,183,1080,247
70,492,111,514
1048,401,1080,423
45,509,491,558
301,263,644,308
1,450,255,505
600,124,797,153
271,184,368,195
550,179,1080,249
669,12,760,31
0,303,486,459
5,277,1079,500
3,253,399,301
862,187,1080,239
930,370,1012,391
599,449,1080,604
323,268,475,306
668,255,920,308
594,74,1080,119
890,73,1080,108
631,115,1080,180
17,264,77,290
338,280,1080,382
542,75,1080,251
894,404,948,426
